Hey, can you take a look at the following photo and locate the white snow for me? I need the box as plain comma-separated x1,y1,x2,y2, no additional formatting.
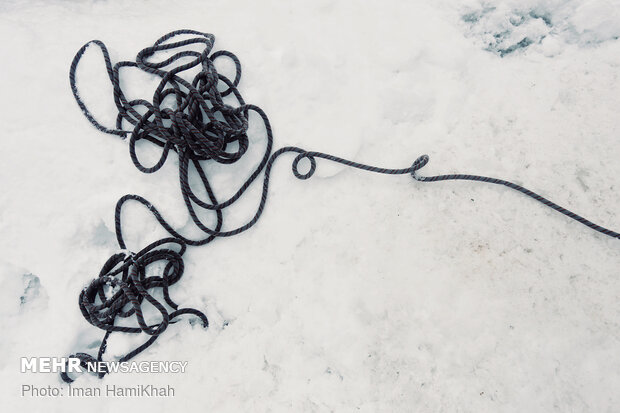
1,0,620,411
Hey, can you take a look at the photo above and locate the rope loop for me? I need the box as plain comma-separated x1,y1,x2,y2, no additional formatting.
292,152,317,180
410,154,430,181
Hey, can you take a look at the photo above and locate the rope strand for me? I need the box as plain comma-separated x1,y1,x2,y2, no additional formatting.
411,155,620,239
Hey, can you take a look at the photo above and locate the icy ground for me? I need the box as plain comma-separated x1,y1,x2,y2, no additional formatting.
1,0,620,411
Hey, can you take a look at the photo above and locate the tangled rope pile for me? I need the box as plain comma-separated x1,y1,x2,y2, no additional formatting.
62,29,619,382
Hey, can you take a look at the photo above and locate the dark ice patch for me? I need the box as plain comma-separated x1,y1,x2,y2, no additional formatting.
20,273,41,306
462,6,554,57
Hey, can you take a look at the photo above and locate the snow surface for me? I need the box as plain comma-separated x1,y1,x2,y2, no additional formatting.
1,0,620,411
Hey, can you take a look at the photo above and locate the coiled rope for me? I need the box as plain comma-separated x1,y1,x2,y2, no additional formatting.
62,29,618,382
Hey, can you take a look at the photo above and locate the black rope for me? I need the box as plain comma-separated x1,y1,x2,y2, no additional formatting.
62,29,618,382
411,155,620,239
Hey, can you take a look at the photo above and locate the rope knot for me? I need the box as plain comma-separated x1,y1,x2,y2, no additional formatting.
64,237,208,382
76,30,251,171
